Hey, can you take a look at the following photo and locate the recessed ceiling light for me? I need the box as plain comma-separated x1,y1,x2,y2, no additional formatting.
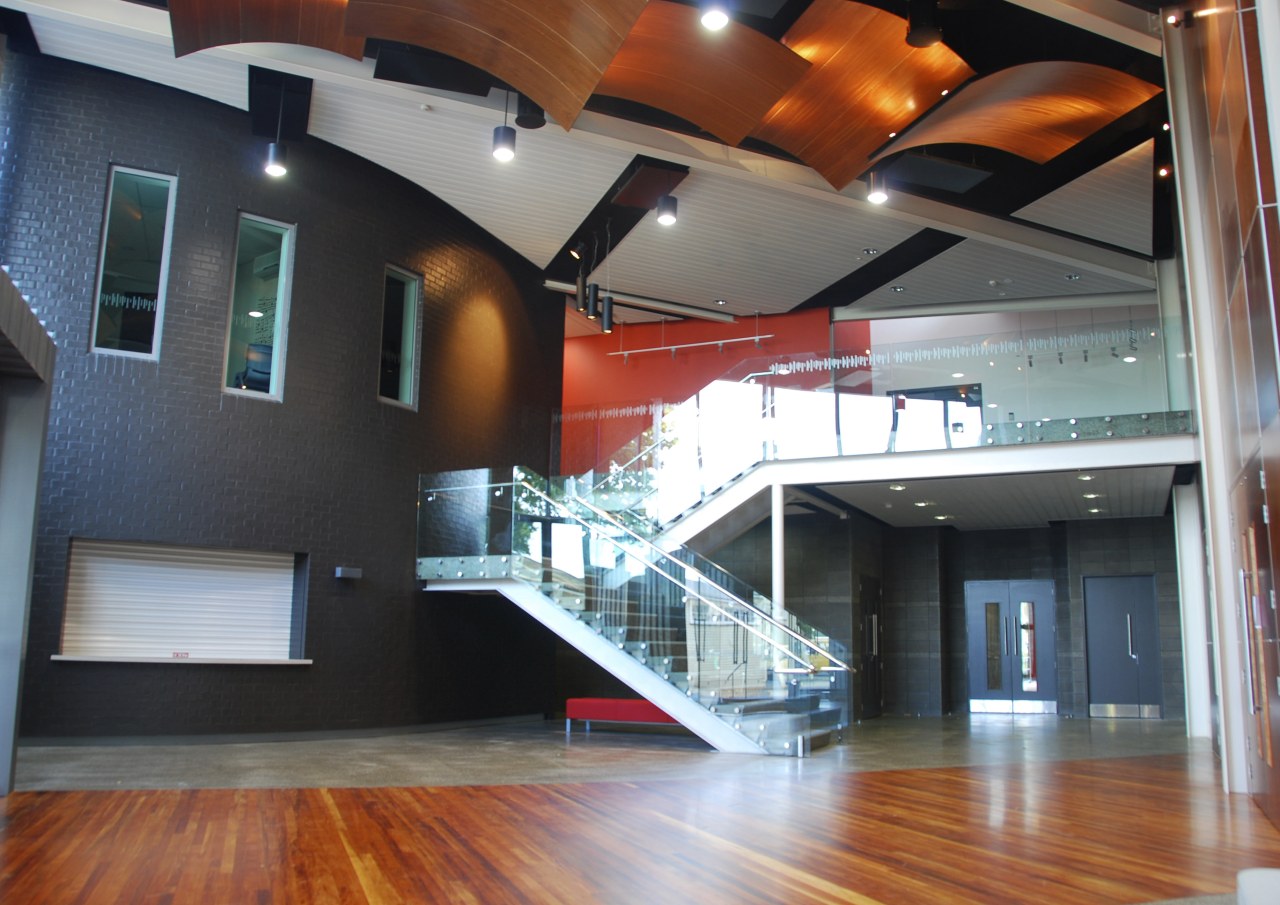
914,501,932,508
891,285,906,292
951,372,964,379
934,514,952,521
889,483,907,491
1163,122,1171,131
1123,355,1137,363
941,89,949,96
1082,492,1102,499
1087,507,1104,514
715,298,727,305
1158,166,1171,177
248,310,264,318
888,131,897,138
1077,474,1095,481
862,247,879,256
987,402,998,408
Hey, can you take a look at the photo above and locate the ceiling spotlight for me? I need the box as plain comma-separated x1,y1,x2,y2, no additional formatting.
264,141,287,178
514,93,546,129
656,194,678,226
862,247,880,256
867,170,889,205
716,298,727,306
906,0,943,47
569,241,586,260
1077,474,1095,481
1065,273,1081,281
492,124,516,162
934,514,952,521
1162,122,1171,131
1158,165,1171,177
889,484,907,491
701,4,730,30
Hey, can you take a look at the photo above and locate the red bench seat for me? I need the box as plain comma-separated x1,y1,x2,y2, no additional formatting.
565,697,677,734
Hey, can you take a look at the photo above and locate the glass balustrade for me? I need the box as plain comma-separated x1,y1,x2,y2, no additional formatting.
417,467,849,755
580,314,1194,529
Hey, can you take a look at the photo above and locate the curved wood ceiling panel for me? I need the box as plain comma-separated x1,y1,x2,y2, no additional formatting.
169,0,364,60
869,62,1163,166
751,0,974,192
344,0,648,129
594,2,810,147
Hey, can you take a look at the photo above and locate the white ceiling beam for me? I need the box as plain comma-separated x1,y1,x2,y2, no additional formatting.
1003,0,1164,57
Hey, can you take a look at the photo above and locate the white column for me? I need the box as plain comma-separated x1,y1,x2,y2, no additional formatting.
1165,25,1249,792
1172,483,1212,738
771,482,785,613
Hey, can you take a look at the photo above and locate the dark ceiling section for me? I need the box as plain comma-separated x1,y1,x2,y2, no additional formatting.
248,67,313,142
373,42,498,96
0,10,38,54
544,157,689,285
794,229,967,310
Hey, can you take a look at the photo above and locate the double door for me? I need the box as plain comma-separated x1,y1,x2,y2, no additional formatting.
965,580,1057,713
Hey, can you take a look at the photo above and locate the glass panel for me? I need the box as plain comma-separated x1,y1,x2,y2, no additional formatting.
985,602,1003,691
92,168,176,358
417,467,851,755
379,266,420,406
1019,600,1038,692
224,215,293,397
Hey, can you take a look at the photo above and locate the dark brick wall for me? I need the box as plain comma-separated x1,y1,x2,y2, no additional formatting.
882,528,946,715
1,52,562,736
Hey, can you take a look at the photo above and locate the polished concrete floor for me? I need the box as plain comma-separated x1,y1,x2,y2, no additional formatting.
12,716,1245,904
17,713,1203,791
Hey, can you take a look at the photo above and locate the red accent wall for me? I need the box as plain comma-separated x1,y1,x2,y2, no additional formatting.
561,308,869,473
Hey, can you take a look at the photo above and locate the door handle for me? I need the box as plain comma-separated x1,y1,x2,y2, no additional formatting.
1011,615,1018,657
1126,614,1137,660
870,614,878,657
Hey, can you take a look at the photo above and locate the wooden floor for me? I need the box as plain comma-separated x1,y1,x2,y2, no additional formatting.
1,751,1278,903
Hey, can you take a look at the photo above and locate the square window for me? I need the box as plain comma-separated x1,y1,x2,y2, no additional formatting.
91,167,177,358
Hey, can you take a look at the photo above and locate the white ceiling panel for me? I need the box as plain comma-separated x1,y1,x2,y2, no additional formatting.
30,16,247,110
1016,140,1155,255
307,82,637,270
591,171,922,318
820,466,1174,531
848,236,1154,312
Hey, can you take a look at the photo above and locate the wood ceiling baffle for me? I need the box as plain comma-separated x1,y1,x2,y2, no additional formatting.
169,0,364,59
594,2,810,147
343,0,649,130
868,62,1164,166
751,0,974,191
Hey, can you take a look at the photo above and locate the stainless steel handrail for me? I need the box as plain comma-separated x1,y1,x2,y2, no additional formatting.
570,493,853,673
514,480,816,672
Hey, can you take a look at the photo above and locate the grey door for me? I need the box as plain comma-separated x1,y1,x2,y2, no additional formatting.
965,580,1057,713
1084,575,1162,718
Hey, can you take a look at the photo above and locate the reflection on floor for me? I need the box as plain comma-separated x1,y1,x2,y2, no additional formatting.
6,716,1269,904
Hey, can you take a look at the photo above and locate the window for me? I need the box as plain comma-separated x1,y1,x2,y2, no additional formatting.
379,265,421,408
224,213,294,398
56,539,309,663
92,166,177,358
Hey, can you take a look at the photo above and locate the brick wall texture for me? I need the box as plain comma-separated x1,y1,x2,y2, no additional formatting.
0,51,563,736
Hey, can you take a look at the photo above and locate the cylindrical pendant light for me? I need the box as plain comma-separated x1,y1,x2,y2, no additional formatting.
586,283,600,319
575,271,587,313
656,194,678,226
601,296,614,333
492,125,516,162
264,141,287,178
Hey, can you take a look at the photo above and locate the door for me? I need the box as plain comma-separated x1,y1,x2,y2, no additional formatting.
859,575,883,719
966,580,1057,713
1084,575,1162,718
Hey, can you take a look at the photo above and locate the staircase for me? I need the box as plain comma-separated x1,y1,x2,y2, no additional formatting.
417,466,851,756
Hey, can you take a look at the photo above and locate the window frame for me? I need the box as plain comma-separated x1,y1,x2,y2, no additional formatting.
221,211,296,402
377,263,423,411
90,165,179,361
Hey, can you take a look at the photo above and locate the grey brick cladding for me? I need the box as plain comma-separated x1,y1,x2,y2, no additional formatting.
1,50,562,736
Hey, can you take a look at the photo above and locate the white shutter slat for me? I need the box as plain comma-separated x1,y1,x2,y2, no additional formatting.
61,539,299,661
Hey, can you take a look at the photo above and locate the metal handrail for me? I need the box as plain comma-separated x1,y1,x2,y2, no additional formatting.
570,493,853,673
513,479,816,672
